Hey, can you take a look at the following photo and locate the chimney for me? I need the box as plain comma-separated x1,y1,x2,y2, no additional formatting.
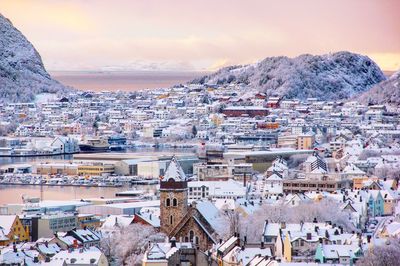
241,245,245,251
73,239,78,248
313,217,318,223
261,241,265,249
281,222,286,229
170,237,176,248
306,233,312,240
244,235,247,245
33,257,39,263
243,173,247,187
314,226,319,232
219,239,223,244
45,257,51,263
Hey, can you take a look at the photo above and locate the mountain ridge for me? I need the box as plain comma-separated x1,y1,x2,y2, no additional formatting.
356,69,400,107
191,51,386,100
0,13,71,103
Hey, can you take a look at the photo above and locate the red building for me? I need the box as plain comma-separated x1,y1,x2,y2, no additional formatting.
222,106,269,117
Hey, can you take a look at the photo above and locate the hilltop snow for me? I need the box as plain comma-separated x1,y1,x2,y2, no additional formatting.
0,14,70,103
192,52,386,100
357,70,400,107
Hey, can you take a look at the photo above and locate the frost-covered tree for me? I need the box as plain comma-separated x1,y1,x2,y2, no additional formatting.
191,52,385,101
356,238,400,266
238,199,356,242
287,154,309,169
100,223,165,266
0,14,71,103
216,206,244,239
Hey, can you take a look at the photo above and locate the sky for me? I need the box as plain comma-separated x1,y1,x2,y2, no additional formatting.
1,0,400,72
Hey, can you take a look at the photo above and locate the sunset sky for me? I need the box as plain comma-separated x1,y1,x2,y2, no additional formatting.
1,0,400,72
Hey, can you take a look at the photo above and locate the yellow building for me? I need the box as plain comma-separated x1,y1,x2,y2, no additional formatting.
77,164,114,176
353,176,379,190
297,134,315,150
382,191,397,216
77,214,101,229
283,232,292,262
0,215,29,246
36,163,78,175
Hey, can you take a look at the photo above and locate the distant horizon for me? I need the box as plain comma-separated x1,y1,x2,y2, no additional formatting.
50,68,396,92
51,70,206,91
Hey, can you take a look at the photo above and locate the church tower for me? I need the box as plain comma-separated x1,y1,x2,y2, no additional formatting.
160,156,188,234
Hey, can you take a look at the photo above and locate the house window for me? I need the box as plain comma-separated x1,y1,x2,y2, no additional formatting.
170,215,174,225
173,198,178,207
166,198,171,207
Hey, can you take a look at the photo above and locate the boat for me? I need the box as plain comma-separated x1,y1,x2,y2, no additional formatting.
115,190,144,197
108,135,127,151
130,179,159,185
79,138,110,152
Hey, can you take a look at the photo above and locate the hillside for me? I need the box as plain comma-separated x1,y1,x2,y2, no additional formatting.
357,70,400,106
192,52,386,100
0,14,70,103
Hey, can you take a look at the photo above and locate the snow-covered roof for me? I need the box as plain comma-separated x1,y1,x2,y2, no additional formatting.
70,228,101,243
384,222,400,236
161,156,187,182
137,209,160,227
321,244,360,259
101,215,134,229
224,246,272,265
37,243,61,256
343,164,365,175
47,247,104,265
144,242,193,262
267,173,283,181
0,215,16,235
196,201,220,230
218,236,238,253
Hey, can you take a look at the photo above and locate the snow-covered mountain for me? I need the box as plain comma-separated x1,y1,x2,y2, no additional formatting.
0,14,70,103
357,70,400,106
192,52,386,100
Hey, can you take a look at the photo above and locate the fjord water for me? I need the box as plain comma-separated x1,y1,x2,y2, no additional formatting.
51,71,205,91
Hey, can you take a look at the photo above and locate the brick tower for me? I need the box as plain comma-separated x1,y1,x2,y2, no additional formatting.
160,156,188,234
